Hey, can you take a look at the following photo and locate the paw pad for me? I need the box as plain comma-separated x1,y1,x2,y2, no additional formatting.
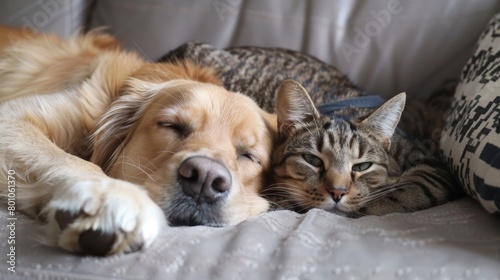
54,210,78,231
79,229,116,256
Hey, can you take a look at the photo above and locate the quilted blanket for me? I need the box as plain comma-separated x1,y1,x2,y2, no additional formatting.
1,197,499,280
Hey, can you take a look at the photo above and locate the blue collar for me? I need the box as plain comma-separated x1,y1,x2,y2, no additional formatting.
317,95,385,116
318,95,411,138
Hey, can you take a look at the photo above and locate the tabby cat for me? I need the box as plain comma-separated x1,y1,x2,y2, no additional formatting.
271,80,461,216
162,42,462,216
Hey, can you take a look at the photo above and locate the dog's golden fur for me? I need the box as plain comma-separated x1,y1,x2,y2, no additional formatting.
0,27,276,255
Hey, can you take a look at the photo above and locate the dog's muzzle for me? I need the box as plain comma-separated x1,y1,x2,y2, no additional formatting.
166,156,231,227
178,156,232,203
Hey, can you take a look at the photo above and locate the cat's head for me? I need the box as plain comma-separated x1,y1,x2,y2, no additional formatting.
270,79,406,216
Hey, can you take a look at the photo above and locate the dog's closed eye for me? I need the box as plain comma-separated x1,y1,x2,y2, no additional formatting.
157,121,192,138
236,146,261,165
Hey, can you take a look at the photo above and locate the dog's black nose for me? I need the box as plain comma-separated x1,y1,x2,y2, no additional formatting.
178,156,231,203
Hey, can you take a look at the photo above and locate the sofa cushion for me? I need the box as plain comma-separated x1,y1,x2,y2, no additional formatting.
89,0,500,100
440,14,500,216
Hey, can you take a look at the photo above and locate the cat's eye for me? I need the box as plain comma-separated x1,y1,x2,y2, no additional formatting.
302,154,323,167
352,162,372,172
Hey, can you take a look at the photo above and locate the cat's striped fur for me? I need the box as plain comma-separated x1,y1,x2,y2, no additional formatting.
162,42,462,216
271,80,461,216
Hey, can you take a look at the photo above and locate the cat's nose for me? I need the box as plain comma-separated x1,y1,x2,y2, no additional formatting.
331,187,347,203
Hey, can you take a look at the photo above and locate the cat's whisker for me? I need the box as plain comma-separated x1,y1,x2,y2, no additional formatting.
358,182,415,206
267,188,315,202
339,205,363,217
264,183,319,212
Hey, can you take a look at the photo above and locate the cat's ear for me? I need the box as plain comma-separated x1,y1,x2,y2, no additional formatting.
360,92,406,143
276,79,320,137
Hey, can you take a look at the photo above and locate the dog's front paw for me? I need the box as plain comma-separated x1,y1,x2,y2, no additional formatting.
41,177,166,256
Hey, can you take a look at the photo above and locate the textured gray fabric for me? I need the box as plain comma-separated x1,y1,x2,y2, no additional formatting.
1,197,499,279
90,0,500,100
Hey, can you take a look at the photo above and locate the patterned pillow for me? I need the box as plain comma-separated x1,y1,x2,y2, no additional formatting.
440,14,500,216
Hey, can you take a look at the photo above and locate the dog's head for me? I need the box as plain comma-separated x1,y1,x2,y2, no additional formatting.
91,76,276,226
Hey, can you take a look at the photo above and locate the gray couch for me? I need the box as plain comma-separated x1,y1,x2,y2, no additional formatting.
1,1,500,279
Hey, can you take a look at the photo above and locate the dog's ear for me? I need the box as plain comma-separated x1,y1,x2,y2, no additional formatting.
91,78,159,172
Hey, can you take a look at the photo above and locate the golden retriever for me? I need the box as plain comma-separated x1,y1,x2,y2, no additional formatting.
0,27,276,256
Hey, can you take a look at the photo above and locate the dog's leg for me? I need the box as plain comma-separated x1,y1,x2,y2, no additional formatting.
0,120,166,255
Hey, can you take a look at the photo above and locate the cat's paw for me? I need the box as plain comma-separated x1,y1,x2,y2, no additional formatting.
41,177,166,255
